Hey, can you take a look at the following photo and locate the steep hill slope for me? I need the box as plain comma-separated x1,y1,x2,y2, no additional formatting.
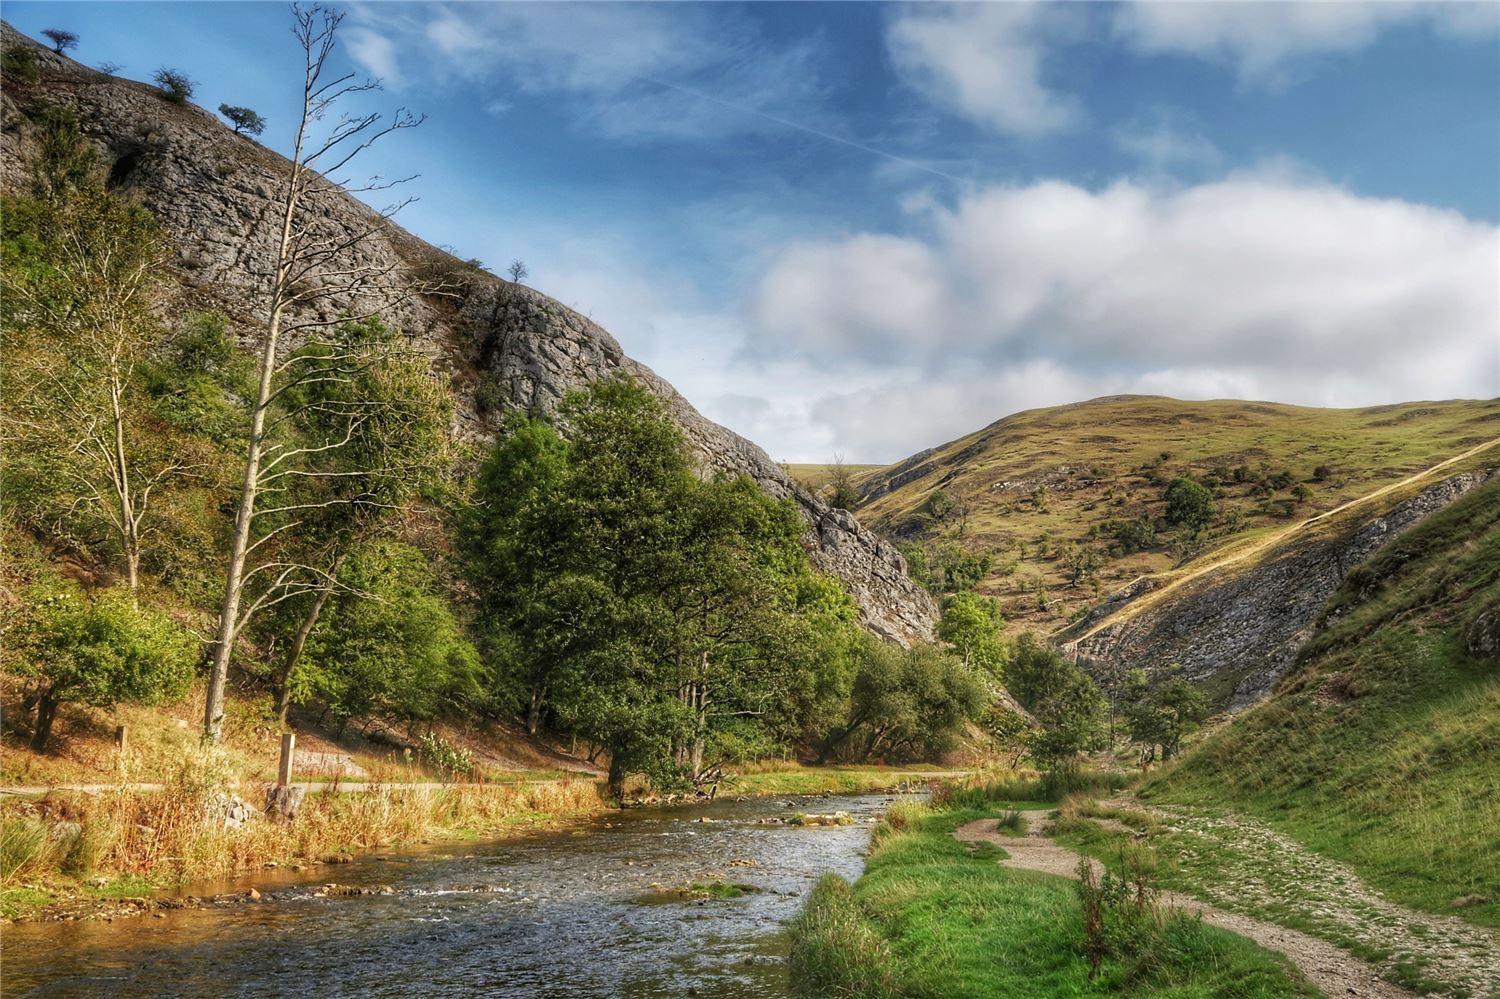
853,395,1497,636
0,24,934,642
1143,475,1500,929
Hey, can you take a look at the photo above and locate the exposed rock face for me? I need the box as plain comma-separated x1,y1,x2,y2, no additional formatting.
1065,470,1495,709
0,24,935,643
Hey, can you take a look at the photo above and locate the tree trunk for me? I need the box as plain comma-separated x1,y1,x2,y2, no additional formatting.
31,689,61,752
204,94,305,741
109,374,140,598
275,580,334,726
526,684,543,736
607,754,626,801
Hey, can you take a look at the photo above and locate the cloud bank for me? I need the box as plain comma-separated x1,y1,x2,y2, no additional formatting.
739,174,1499,460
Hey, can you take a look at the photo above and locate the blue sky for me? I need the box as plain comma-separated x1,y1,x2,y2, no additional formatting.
8,2,1499,461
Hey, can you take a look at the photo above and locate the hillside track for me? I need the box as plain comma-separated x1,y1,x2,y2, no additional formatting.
1069,435,1500,643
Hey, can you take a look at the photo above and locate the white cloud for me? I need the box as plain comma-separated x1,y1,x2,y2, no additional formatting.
746,174,1500,459
1114,1,1500,85
886,3,1081,136
1113,120,1222,173
343,26,400,84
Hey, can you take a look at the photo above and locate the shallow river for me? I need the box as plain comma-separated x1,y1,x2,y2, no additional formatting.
4,791,907,998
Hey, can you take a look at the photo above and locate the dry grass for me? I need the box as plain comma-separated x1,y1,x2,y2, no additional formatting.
1,745,604,897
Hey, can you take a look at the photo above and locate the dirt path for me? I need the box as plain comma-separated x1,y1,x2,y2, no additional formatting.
953,814,1420,999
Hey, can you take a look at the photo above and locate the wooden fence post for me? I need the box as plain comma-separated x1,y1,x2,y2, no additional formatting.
114,724,128,755
278,732,296,787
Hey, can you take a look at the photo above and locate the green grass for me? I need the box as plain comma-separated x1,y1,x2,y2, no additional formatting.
722,764,950,797
0,885,54,920
852,395,1499,629
785,462,884,493
790,802,1319,999
1144,477,1500,928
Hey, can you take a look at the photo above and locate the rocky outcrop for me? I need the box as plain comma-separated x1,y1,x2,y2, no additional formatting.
1064,469,1495,710
0,24,935,643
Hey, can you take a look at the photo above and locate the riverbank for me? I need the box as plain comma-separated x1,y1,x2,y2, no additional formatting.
0,762,953,923
3,790,898,997
789,790,1320,999
0,775,606,922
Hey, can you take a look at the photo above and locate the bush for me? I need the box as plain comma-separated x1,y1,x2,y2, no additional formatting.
152,67,194,104
1107,517,1156,554
1,45,40,83
418,732,477,780
6,585,197,750
1164,477,1214,535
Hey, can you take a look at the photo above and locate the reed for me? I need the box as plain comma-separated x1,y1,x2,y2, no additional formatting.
0,749,604,894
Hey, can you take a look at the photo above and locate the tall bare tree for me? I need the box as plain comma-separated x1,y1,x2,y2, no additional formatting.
202,5,430,741
2,112,185,598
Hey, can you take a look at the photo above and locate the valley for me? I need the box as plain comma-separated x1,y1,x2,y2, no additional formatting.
1,11,1497,999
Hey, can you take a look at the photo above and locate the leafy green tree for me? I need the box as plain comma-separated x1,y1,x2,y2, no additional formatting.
6,585,195,750
257,318,452,725
816,637,985,763
218,104,266,136
1164,477,1215,536
463,416,573,733
937,591,1006,675
467,378,857,794
934,542,991,593
295,541,481,728
1006,634,1107,766
1125,668,1207,764
896,541,930,589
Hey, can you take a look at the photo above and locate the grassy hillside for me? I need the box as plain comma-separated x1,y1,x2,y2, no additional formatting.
1143,476,1500,927
853,395,1499,627
785,462,883,495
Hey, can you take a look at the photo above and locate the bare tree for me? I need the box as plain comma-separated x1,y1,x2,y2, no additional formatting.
507,259,528,284
202,4,430,741
2,137,189,598
96,61,123,75
42,29,78,54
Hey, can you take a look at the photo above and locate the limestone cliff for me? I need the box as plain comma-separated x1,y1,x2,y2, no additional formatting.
0,25,936,643
1062,469,1496,709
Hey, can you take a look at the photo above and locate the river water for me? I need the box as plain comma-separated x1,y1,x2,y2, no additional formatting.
4,791,906,998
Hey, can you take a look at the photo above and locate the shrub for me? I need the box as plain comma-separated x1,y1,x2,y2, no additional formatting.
152,67,194,104
6,585,197,751
1108,516,1157,553
1164,477,1214,535
418,732,477,780
1076,844,1167,979
1,45,39,83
